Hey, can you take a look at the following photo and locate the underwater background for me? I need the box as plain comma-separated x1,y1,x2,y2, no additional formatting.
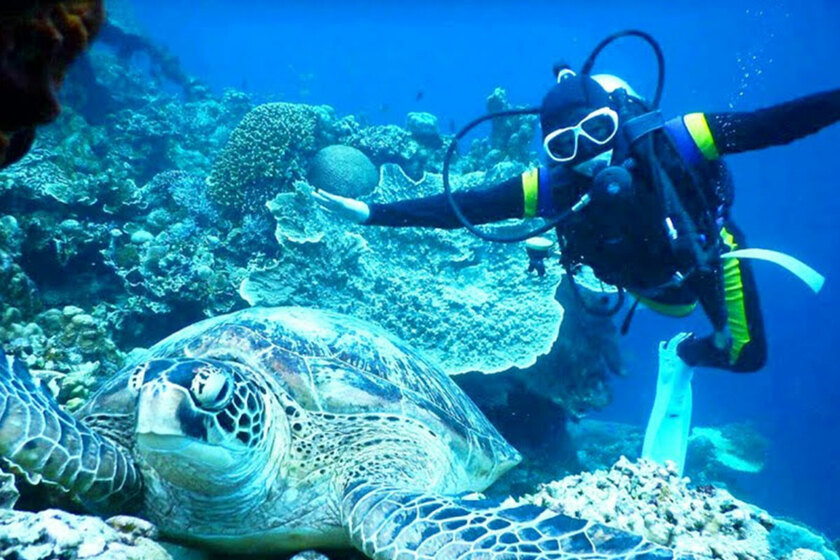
129,0,840,536
1,0,838,552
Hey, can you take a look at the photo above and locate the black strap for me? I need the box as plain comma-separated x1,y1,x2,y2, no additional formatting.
620,298,641,335
623,110,666,144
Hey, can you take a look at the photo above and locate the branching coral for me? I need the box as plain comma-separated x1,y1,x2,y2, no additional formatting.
346,124,440,179
207,102,332,216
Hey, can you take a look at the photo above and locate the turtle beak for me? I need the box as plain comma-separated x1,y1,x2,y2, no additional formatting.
135,381,238,484
135,379,198,440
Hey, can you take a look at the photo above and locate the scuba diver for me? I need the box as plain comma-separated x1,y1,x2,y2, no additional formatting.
313,31,837,475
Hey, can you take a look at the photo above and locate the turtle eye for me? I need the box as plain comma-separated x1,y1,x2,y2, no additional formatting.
190,365,233,411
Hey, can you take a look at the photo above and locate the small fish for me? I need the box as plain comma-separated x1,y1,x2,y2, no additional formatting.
415,90,424,101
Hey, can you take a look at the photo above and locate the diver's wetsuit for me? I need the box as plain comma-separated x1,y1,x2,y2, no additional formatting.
364,88,840,372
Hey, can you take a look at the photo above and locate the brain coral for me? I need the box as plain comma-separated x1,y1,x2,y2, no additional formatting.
207,102,332,216
307,145,378,198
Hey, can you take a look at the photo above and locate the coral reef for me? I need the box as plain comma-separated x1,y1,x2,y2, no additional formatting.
520,458,833,560
0,304,123,409
516,277,622,416
241,163,565,376
102,170,248,326
0,469,17,510
405,111,442,147
568,419,643,471
207,102,333,215
347,124,436,179
0,0,104,167
308,144,379,198
0,15,833,560
454,87,539,175
0,40,256,354
0,20,615,433
0,508,172,560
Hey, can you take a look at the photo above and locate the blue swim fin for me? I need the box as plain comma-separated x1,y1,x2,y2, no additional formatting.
642,333,694,476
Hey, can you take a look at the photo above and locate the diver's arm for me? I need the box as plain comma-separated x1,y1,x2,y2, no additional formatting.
364,174,526,229
706,88,840,155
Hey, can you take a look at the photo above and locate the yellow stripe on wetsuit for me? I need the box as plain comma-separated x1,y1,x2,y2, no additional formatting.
684,113,720,160
632,294,697,317
720,228,751,364
630,228,751,365
522,168,539,217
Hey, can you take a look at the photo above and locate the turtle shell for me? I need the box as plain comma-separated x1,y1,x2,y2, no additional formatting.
115,307,520,485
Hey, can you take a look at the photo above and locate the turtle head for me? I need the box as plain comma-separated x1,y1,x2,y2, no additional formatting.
131,358,286,499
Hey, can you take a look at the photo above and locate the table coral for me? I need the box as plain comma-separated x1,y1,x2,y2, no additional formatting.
241,163,565,376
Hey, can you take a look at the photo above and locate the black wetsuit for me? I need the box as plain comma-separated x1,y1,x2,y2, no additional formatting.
364,88,840,372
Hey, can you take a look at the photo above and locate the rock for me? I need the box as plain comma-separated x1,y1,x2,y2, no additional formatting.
0,470,19,509
770,518,839,560
787,549,827,560
689,424,767,474
289,551,333,560
405,112,439,138
568,418,770,490
159,541,212,560
520,457,774,560
130,230,154,244
0,509,172,559
106,515,158,540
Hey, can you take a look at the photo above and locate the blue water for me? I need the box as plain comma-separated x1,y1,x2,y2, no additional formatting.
130,0,840,537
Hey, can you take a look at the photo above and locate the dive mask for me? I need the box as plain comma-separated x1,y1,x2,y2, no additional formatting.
542,106,619,164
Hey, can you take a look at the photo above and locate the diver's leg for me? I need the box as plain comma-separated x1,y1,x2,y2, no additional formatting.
642,332,694,476
677,223,767,372
719,222,767,372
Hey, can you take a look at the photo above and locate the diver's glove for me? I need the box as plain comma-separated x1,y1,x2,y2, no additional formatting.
642,332,695,476
311,189,370,224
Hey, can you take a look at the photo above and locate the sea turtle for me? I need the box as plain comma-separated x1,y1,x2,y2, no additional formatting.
0,307,685,559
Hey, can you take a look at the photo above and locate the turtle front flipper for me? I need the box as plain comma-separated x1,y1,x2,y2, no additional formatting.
342,481,691,560
0,353,141,512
